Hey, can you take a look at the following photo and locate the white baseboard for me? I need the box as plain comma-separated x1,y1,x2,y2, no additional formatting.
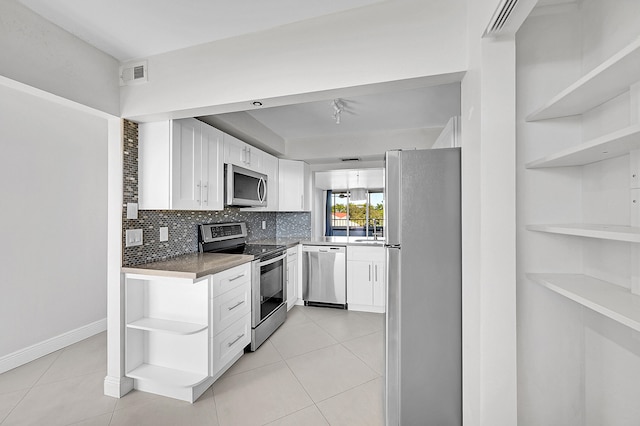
104,375,134,399
0,318,107,374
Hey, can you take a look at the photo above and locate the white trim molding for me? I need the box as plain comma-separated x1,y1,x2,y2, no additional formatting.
0,318,107,374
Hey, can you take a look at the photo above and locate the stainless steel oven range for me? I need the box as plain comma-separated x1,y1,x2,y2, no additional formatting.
198,222,286,351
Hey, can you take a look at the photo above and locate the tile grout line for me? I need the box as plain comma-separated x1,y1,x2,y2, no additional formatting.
279,354,329,425
0,348,66,425
338,339,383,378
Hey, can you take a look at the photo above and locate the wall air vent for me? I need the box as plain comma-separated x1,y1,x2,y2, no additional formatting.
341,158,361,162
119,60,148,86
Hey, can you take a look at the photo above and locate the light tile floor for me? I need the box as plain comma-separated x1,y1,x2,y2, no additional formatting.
0,306,384,426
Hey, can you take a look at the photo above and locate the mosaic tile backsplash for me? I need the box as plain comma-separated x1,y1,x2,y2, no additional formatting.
122,120,311,266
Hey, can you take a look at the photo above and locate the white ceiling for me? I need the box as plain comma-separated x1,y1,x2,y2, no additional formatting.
19,0,461,167
315,169,384,190
244,83,461,140
17,0,385,61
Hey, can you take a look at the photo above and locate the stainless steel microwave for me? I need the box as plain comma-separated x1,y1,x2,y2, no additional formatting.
225,164,267,207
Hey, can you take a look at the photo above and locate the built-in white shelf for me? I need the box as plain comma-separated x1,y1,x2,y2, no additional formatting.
528,273,640,332
127,364,209,388
526,124,640,168
527,223,640,243
527,37,640,121
127,318,207,335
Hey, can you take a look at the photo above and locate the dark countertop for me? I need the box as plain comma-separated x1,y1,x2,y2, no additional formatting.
300,236,386,247
248,237,307,249
121,252,254,280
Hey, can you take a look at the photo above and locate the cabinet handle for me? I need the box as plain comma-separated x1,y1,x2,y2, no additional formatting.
247,148,251,165
228,333,245,347
375,264,378,281
203,182,208,204
196,181,201,203
369,264,371,281
227,300,245,311
229,273,245,282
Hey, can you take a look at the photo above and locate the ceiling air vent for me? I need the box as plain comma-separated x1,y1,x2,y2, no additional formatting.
119,60,148,86
483,0,539,38
484,0,518,36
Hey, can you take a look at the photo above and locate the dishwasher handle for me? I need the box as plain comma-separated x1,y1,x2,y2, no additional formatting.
302,244,346,254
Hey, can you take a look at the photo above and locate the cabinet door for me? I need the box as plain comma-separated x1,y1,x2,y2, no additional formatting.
171,119,203,210
286,257,296,310
278,159,307,211
223,134,246,167
347,260,373,306
201,125,223,210
372,260,386,309
286,247,298,309
245,146,262,171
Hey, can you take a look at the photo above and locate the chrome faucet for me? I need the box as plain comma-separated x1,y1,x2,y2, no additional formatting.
372,219,379,241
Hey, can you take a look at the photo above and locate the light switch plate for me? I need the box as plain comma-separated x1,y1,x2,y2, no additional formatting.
126,203,138,219
159,227,169,242
125,229,143,247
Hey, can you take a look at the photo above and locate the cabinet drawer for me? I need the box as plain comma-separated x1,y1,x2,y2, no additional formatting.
347,246,385,262
210,263,251,298
210,282,251,336
210,313,251,375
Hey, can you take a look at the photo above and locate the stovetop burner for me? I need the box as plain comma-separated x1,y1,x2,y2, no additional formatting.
197,222,285,260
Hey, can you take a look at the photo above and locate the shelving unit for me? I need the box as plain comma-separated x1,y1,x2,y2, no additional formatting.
526,37,640,121
525,35,640,330
125,276,211,403
526,124,640,168
528,274,640,332
126,364,210,388
527,224,640,243
127,318,208,335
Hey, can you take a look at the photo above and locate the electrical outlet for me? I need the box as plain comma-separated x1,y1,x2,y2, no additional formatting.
262,220,266,230
159,227,169,242
126,202,138,219
125,229,143,247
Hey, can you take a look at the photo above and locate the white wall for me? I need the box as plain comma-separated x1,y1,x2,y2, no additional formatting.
516,0,640,424
119,0,467,121
0,0,120,116
0,82,110,364
461,0,520,424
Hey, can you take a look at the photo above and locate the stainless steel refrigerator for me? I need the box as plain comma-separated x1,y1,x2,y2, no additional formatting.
384,148,461,425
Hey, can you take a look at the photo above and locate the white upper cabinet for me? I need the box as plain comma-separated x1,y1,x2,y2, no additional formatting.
278,159,311,211
139,118,223,211
224,134,262,171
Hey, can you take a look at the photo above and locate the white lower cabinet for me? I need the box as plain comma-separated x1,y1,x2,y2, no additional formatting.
347,246,386,313
210,312,251,375
286,245,299,310
125,275,211,403
124,262,252,403
209,263,252,379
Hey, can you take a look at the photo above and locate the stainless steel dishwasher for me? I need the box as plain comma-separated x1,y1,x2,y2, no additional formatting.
302,245,347,309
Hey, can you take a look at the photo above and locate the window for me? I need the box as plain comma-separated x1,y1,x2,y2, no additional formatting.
326,190,384,237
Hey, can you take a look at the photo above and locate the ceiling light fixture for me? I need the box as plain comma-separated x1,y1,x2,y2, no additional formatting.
332,99,345,124
350,171,367,203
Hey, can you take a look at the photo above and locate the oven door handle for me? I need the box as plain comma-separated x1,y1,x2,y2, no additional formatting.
255,253,286,267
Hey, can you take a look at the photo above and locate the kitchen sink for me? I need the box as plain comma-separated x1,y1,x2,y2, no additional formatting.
353,238,385,244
